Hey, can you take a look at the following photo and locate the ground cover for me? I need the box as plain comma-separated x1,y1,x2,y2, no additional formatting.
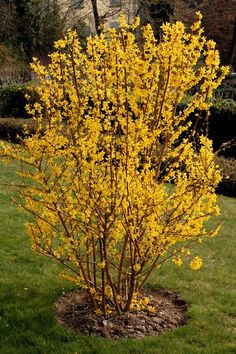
0,156,235,354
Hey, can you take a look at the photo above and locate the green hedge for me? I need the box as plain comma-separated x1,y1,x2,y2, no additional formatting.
208,99,236,158
216,156,236,198
0,120,235,197
0,83,38,118
0,118,36,142
0,85,235,158
178,98,236,158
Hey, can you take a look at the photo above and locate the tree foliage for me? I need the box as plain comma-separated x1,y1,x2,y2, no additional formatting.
138,0,176,38
0,0,63,63
1,14,228,316
13,0,63,62
0,0,17,47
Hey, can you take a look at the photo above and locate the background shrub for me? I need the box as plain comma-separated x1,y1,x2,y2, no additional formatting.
0,118,36,142
216,156,236,198
178,98,236,158
209,99,236,158
0,43,29,85
0,83,38,118
213,78,236,100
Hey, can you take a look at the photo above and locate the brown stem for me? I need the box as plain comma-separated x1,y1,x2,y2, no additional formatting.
124,272,136,311
137,254,160,291
102,236,122,314
117,232,129,297
92,235,97,291
99,238,106,317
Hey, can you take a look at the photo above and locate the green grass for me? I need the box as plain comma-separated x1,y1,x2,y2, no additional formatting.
0,158,236,354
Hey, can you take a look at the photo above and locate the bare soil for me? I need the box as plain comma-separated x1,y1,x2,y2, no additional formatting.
54,288,188,340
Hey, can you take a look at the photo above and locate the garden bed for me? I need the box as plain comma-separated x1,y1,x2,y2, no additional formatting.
55,288,187,340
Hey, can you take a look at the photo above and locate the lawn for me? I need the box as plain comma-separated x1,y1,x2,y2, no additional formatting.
0,158,235,354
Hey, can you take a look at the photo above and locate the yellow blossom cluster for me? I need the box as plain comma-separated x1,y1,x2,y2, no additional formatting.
0,14,228,316
190,256,203,270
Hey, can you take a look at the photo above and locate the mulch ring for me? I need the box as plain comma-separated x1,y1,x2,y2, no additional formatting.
54,288,188,340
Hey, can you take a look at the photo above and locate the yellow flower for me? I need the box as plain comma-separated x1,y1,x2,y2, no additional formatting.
190,256,203,270
97,261,106,269
173,256,183,267
133,263,141,272
142,297,149,305
147,306,155,313
95,309,102,316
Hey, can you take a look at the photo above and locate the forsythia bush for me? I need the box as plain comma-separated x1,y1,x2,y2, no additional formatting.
1,14,228,316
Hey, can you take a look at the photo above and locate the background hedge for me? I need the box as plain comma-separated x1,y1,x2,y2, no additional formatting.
216,156,236,198
178,98,236,158
0,120,235,197
0,118,36,142
0,83,38,118
208,99,236,158
0,85,235,158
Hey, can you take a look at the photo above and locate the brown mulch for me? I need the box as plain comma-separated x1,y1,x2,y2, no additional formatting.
54,288,188,340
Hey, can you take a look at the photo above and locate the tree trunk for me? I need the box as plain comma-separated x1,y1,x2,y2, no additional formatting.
90,0,101,35
226,17,236,72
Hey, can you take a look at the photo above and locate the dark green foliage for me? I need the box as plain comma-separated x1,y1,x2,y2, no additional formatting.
0,1,18,48
0,0,64,83
139,0,175,39
0,44,28,84
179,98,236,158
216,156,236,198
208,99,236,158
0,83,38,118
72,21,92,50
0,0,63,65
214,78,236,100
12,0,63,62
0,118,36,142
0,44,17,67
